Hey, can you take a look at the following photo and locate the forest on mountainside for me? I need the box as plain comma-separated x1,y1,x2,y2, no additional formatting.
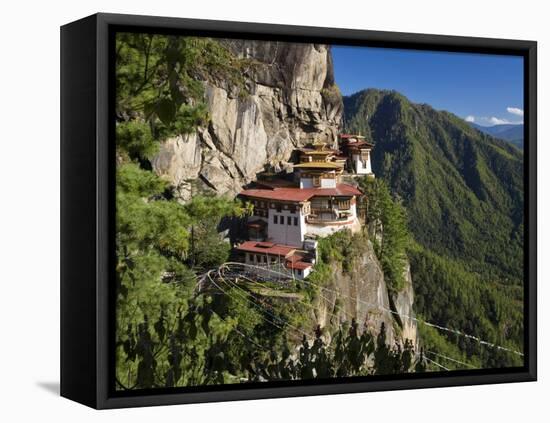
343,89,524,368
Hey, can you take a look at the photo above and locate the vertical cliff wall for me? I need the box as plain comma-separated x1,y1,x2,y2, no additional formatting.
310,239,418,348
391,263,419,346
312,238,397,345
152,41,343,200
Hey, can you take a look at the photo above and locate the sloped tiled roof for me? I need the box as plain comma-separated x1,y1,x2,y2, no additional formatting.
240,183,362,203
235,241,297,257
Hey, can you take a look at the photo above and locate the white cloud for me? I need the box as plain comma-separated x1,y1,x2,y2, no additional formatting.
507,107,524,117
488,117,512,125
466,114,523,127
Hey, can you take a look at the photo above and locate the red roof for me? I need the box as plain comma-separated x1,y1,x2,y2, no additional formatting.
286,253,304,263
240,187,313,202
240,183,362,203
235,241,314,271
235,241,297,257
286,260,312,270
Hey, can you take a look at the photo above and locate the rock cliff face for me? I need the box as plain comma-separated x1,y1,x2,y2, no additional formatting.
312,239,396,345
152,40,343,200
391,263,419,346
311,239,418,347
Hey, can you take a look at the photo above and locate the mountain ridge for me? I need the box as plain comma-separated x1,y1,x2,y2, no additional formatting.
470,122,524,149
342,88,525,365
343,88,524,282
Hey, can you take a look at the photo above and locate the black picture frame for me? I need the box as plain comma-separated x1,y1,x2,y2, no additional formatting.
60,12,537,409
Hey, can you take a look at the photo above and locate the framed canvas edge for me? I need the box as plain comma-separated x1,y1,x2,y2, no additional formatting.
77,12,537,409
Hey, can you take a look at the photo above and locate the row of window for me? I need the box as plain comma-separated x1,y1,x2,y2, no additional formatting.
247,253,279,264
273,214,299,226
310,199,351,210
251,200,298,213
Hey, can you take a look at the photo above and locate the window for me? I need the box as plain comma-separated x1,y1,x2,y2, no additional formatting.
338,199,351,210
289,205,296,213
248,253,253,262
276,203,282,212
311,198,329,210
293,217,298,226
313,176,321,187
273,215,278,224
287,216,292,225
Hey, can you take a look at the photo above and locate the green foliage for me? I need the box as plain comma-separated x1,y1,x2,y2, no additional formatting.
116,33,248,163
373,322,416,375
115,162,253,389
243,321,422,382
409,242,523,368
317,230,370,274
359,177,409,292
116,163,190,258
320,83,342,106
114,32,264,390
116,121,158,161
185,194,252,269
344,89,524,284
344,89,524,368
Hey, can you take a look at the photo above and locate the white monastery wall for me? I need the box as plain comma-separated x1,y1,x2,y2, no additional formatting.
267,207,306,246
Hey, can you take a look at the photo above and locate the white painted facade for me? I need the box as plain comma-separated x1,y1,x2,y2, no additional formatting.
299,267,312,279
248,198,360,247
305,202,361,238
298,174,337,189
305,216,362,238
267,207,307,246
352,152,373,175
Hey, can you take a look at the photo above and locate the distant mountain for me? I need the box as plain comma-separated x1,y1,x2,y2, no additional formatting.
470,123,524,149
343,89,524,282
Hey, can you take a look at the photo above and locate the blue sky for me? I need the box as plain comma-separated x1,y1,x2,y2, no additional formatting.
332,46,524,127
